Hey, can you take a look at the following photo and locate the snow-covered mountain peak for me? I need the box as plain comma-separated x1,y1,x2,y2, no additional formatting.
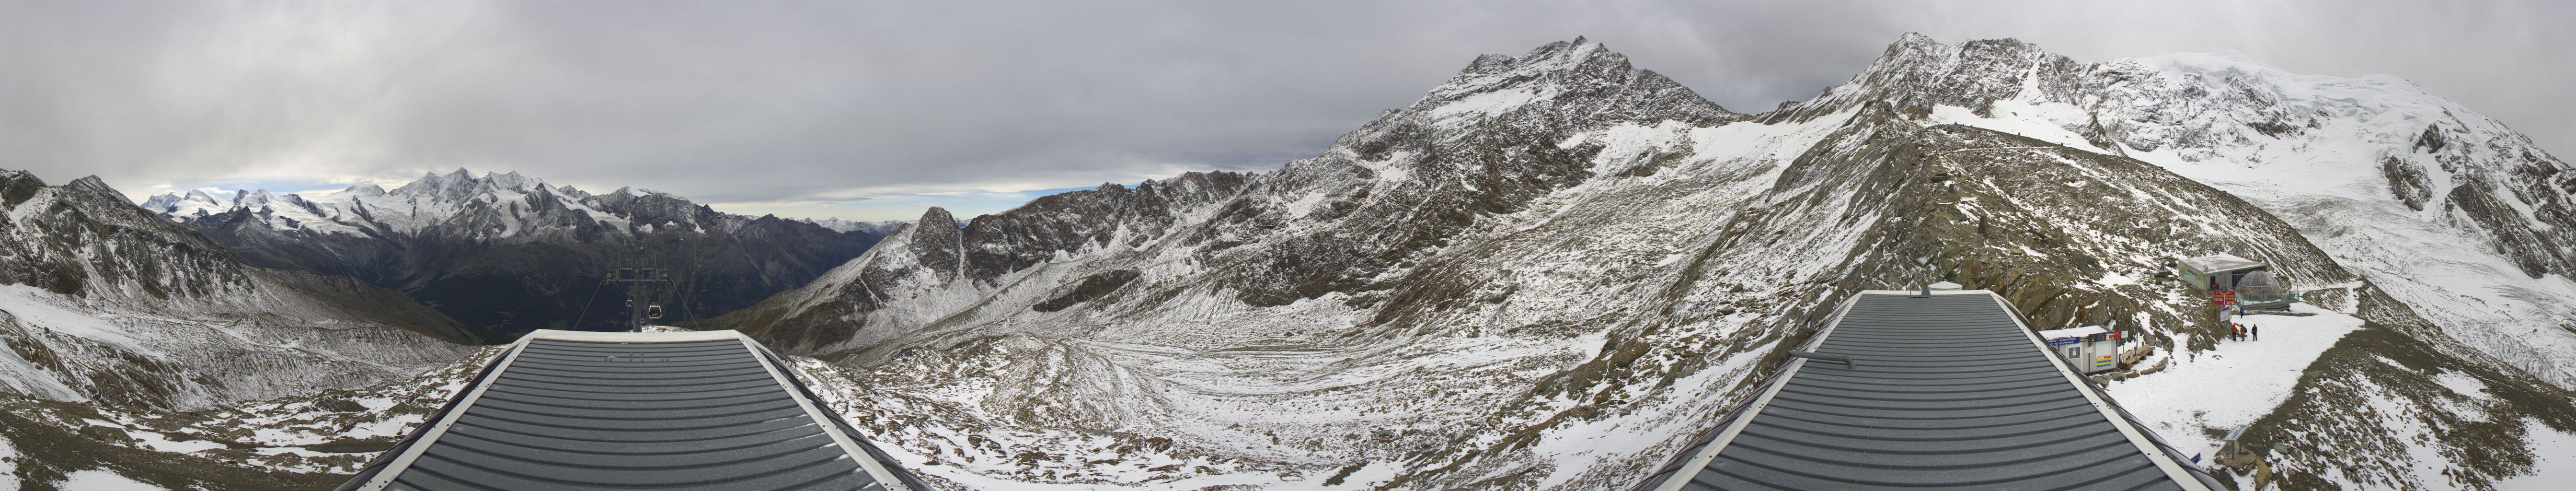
60,175,133,206
903,207,965,279
1423,36,1610,95
382,168,550,206
137,193,180,212
914,206,957,227
141,188,238,218
484,170,533,189
1769,34,2073,123
1410,36,1734,128
604,186,678,199
393,167,472,194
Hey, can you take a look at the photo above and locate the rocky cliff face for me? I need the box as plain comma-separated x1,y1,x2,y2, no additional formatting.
699,36,2576,491
0,169,475,411
144,170,881,338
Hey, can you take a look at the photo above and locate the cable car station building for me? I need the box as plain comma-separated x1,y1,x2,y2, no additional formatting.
2178,254,2263,291
2179,254,2294,310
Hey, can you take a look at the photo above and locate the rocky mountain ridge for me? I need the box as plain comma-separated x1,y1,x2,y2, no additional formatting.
702,35,2576,491
0,169,476,412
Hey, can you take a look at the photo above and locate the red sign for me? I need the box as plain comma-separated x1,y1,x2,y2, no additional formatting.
2212,290,2237,306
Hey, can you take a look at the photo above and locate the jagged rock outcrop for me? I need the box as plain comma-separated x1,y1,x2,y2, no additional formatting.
144,170,881,338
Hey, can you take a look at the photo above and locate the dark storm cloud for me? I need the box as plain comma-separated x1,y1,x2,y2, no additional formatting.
2,0,2568,220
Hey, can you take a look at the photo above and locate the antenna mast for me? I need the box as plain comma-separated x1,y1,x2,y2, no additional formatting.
604,249,670,332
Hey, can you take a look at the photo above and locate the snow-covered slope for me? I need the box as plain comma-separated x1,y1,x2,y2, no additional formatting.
1795,35,2576,490
0,169,476,411
140,169,881,336
702,36,2576,491
1837,34,2576,390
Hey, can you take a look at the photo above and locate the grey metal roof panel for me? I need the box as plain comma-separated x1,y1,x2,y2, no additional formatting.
1644,291,2214,491
341,330,927,491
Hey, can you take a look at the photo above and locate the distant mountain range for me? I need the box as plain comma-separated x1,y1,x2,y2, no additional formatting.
139,169,882,338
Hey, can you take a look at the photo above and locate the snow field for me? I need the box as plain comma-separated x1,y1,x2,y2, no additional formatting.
2496,421,2576,491
0,433,19,490
2105,304,2365,458
56,470,164,491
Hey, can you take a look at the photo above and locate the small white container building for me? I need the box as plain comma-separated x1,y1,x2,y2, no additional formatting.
2037,325,2126,374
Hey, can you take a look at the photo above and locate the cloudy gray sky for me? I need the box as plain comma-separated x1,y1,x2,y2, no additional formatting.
5,0,2569,221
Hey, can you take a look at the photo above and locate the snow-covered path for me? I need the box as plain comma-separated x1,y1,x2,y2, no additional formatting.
2106,304,2366,458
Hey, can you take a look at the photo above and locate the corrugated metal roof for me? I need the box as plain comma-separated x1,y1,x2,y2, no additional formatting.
1637,291,2220,491
338,330,927,491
